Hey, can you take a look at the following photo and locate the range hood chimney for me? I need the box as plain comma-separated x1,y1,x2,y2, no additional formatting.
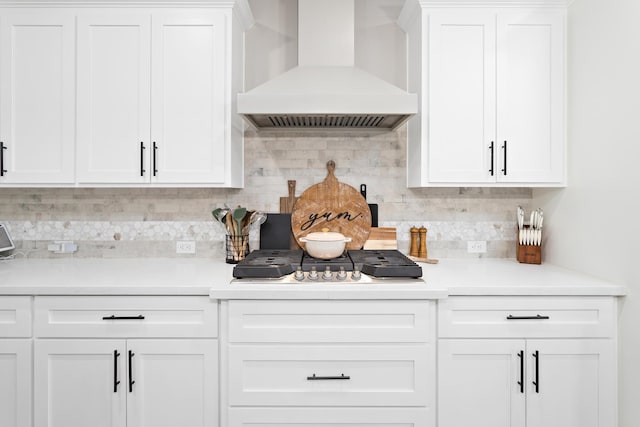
237,0,417,131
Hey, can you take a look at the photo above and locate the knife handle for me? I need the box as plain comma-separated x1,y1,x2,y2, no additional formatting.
360,184,367,199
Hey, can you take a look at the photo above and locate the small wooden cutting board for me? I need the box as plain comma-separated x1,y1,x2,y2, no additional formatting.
363,227,398,250
279,180,298,213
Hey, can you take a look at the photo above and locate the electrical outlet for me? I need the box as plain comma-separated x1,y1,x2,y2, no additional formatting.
48,241,78,254
467,240,487,253
176,241,196,254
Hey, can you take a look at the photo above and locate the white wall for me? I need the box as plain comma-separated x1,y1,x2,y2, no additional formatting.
533,0,640,424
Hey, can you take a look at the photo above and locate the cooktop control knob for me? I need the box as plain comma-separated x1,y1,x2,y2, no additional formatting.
336,266,347,281
294,267,305,281
351,267,361,281
322,266,333,281
308,266,319,281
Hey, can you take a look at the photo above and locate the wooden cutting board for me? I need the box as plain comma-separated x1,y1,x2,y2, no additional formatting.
291,161,372,250
279,180,298,213
363,227,397,250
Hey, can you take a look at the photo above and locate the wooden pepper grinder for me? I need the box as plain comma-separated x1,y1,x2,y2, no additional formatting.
418,226,428,259
410,226,420,257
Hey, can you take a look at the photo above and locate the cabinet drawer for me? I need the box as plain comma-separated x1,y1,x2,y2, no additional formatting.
34,296,217,338
0,296,31,337
228,300,433,343
228,344,432,407
228,407,433,427
438,296,615,338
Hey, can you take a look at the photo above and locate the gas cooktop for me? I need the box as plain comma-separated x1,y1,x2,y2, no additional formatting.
232,249,423,283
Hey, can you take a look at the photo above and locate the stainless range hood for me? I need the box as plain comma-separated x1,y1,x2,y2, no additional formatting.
237,0,417,131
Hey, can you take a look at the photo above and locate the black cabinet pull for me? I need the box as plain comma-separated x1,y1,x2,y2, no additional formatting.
113,350,121,393
0,142,6,176
140,141,146,177
102,315,145,320
506,314,550,320
306,373,350,380
152,142,158,176
128,350,135,392
489,141,495,176
517,350,524,393
501,140,507,175
532,350,539,393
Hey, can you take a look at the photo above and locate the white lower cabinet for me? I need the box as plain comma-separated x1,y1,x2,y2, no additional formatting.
0,339,32,427
34,340,126,427
0,296,32,427
222,300,436,426
33,296,219,427
437,297,617,427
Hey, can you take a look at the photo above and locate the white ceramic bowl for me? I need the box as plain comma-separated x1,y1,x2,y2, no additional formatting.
299,229,352,259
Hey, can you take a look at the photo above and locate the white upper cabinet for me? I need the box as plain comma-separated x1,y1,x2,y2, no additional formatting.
76,14,151,184
150,13,227,185
496,10,565,184
400,2,566,187
77,9,244,187
0,12,75,184
0,1,251,187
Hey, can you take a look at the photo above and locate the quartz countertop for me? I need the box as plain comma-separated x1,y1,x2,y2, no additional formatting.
0,257,626,299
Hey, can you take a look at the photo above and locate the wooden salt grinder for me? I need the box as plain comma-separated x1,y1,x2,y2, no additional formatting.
418,226,428,258
410,226,420,257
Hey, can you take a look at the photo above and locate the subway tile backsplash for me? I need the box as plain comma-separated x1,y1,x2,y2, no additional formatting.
0,128,531,258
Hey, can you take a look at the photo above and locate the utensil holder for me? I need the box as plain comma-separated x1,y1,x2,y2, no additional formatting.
516,226,541,265
226,234,250,264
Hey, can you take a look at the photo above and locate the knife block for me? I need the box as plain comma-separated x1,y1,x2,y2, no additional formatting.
516,227,541,265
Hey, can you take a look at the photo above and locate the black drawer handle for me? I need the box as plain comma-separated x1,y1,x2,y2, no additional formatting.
506,314,550,320
489,141,495,176
128,350,135,392
152,142,158,176
140,141,146,177
113,350,121,393
517,350,524,394
1,141,7,176
501,140,507,175
307,373,350,381
102,315,145,320
532,350,540,393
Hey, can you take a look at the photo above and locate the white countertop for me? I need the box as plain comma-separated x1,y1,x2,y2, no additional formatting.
0,257,626,298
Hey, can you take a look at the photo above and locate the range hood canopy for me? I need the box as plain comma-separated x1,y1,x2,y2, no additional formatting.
237,0,417,131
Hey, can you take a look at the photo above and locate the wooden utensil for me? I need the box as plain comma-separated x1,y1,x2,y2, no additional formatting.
279,180,298,213
291,161,372,250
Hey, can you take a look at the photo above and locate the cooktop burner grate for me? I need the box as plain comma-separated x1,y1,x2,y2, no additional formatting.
348,250,423,278
232,249,301,278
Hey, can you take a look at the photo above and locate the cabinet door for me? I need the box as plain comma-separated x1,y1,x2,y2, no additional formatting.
34,339,126,427
526,339,615,427
0,340,31,427
496,10,565,184
76,14,151,184
150,12,227,184
126,339,218,427
0,13,75,184
427,11,496,184
438,339,525,427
